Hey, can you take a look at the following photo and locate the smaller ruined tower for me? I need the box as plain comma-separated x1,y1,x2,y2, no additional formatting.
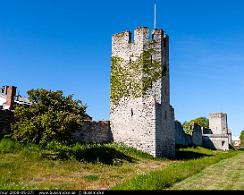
209,113,228,134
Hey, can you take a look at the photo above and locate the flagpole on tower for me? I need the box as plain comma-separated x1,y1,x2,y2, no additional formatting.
154,0,157,29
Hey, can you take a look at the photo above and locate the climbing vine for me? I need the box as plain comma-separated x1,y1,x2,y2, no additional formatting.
111,49,167,106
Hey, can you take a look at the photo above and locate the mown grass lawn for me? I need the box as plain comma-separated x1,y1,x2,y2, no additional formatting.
112,147,240,190
169,151,244,190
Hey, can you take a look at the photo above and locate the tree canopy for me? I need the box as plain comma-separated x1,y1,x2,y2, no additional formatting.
240,130,244,146
183,117,209,135
11,89,88,145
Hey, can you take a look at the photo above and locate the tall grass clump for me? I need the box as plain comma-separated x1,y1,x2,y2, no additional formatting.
0,138,23,153
0,138,42,158
0,138,152,165
42,141,139,165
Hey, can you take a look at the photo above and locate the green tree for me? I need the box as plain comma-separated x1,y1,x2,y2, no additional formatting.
183,117,209,135
240,130,244,146
11,89,88,145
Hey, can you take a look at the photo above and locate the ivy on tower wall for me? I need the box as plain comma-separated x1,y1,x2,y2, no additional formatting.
111,49,167,107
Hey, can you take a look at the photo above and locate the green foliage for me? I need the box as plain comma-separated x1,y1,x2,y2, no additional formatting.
193,117,209,128
0,138,42,159
182,121,192,135
240,130,244,146
111,49,166,106
84,175,99,181
11,89,87,146
183,117,209,135
112,148,238,190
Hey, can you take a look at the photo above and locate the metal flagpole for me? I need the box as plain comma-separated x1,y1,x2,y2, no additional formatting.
154,0,157,29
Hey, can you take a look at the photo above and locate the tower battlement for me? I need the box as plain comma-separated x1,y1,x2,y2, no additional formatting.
209,113,227,119
112,27,167,53
209,112,228,134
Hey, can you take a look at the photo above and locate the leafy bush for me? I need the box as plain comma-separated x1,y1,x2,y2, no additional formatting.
11,89,88,146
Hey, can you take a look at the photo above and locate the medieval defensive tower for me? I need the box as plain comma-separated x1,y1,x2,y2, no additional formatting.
110,27,175,157
209,113,228,134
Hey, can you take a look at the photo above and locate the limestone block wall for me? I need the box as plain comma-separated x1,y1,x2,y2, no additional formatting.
111,96,157,156
228,130,232,146
202,134,229,151
202,127,213,134
175,121,192,146
191,123,203,146
73,121,112,144
160,105,175,157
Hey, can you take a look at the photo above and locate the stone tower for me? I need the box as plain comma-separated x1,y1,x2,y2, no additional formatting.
209,113,228,134
110,27,175,158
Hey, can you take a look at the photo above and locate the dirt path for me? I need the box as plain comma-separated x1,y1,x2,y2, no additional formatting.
169,152,244,190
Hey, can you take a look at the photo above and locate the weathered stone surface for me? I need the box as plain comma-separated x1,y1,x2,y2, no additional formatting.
207,112,231,150
209,113,228,134
175,121,192,146
110,27,175,157
202,134,229,151
175,113,232,151
191,123,203,146
73,121,112,144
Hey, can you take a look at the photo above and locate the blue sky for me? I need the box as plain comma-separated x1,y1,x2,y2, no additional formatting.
0,0,243,138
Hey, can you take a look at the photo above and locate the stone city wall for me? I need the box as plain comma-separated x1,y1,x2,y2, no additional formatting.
191,123,203,146
73,121,112,144
202,134,229,151
175,121,192,146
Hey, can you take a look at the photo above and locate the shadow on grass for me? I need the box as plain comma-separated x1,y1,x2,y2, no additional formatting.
174,145,212,160
44,146,136,165
174,150,212,160
75,146,136,165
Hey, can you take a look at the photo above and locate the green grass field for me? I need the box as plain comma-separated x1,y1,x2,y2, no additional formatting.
0,138,171,190
169,151,244,190
0,138,241,190
112,147,240,190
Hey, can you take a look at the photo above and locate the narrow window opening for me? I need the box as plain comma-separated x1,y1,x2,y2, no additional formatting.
131,108,134,117
150,55,153,64
222,141,225,146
